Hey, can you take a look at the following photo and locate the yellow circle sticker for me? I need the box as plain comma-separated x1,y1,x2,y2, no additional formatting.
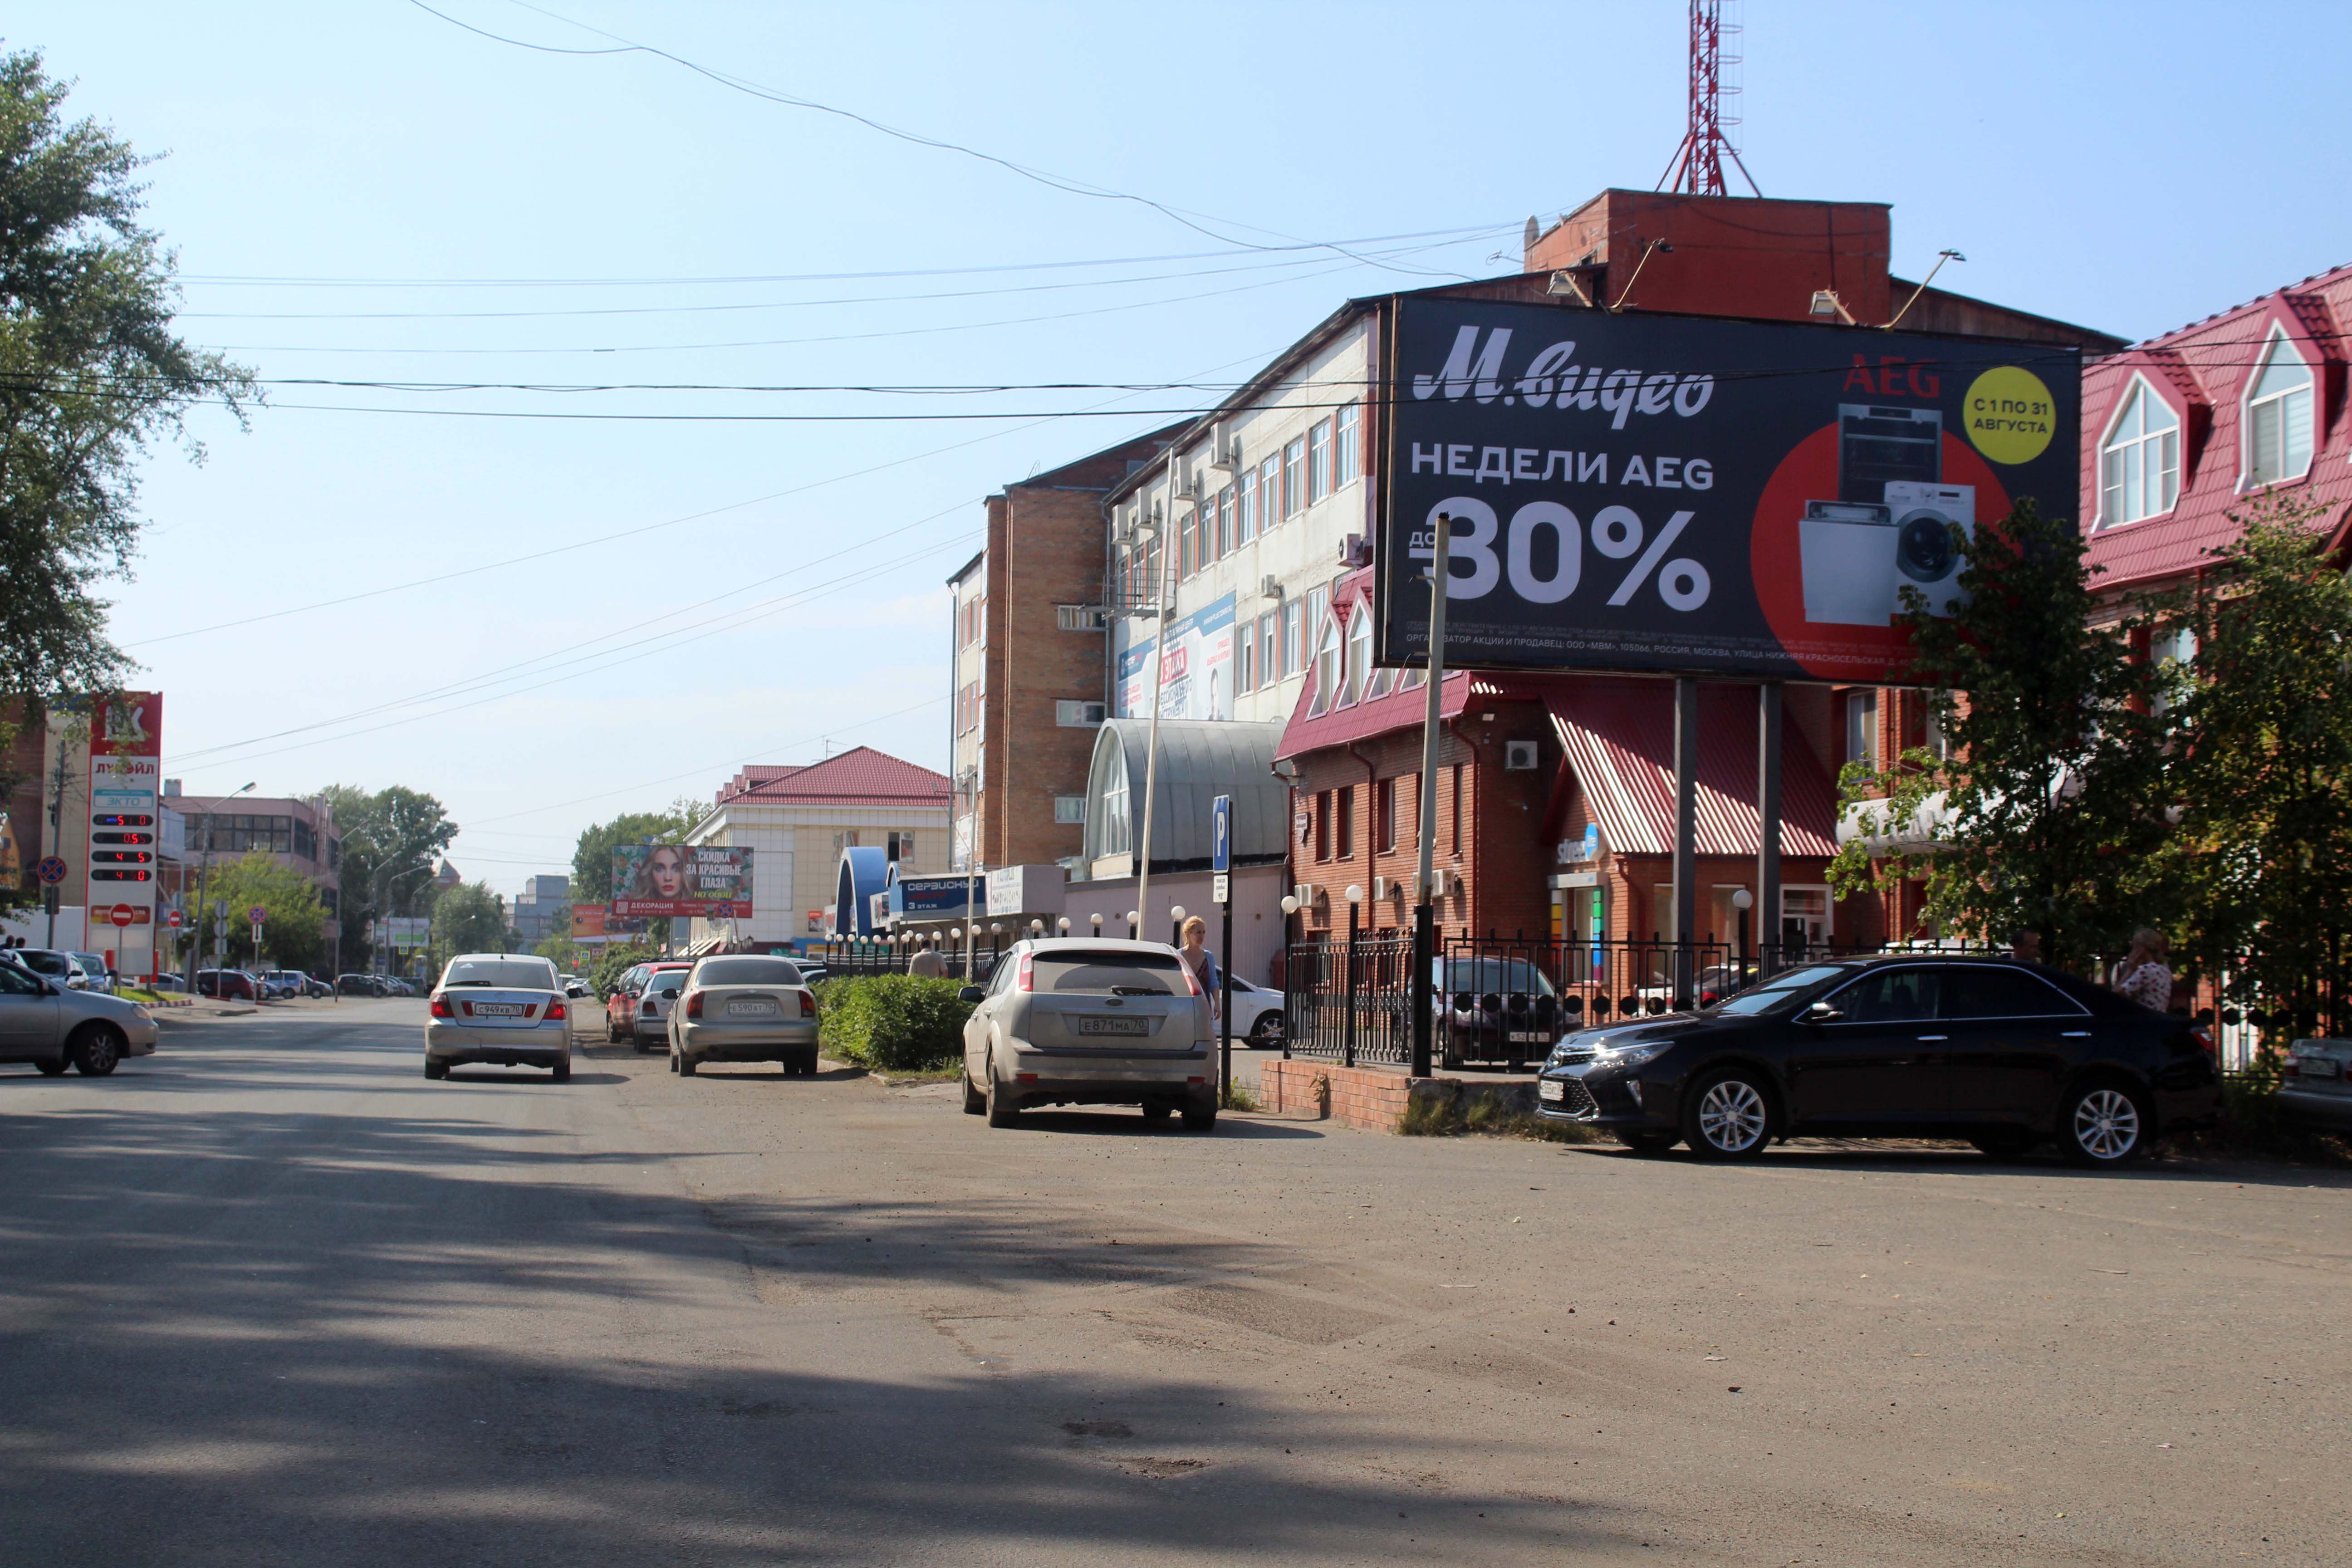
1964,366,2057,464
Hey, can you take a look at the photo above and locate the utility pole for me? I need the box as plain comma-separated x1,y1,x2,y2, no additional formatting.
1411,512,1454,1078
42,737,76,951
1134,462,1180,937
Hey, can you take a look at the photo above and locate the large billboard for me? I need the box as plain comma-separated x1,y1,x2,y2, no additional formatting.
1377,299,2081,683
1118,592,1235,717
612,843,755,918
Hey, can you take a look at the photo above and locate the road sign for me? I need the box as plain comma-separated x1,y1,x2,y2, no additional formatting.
166,909,184,928
108,904,134,928
35,855,67,885
248,905,266,922
1211,794,1231,874
1212,872,1230,906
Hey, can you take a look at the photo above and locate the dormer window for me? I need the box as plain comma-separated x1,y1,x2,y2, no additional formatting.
1307,613,1343,717
1343,607,1373,705
2245,329,2315,487
2098,378,2179,526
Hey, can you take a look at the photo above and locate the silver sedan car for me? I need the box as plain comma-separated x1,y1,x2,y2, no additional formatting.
0,954,160,1075
423,953,572,1081
959,938,1215,1130
667,955,820,1076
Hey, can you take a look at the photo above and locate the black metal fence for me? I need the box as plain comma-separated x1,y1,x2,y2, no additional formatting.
813,937,1009,981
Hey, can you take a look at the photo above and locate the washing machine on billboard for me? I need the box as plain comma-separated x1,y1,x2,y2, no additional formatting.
1798,480,1975,628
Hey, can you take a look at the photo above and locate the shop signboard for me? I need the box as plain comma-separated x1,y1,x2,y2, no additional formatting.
1117,592,1236,718
612,843,755,918
1377,298,2081,685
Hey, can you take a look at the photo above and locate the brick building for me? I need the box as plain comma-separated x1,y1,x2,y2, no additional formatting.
950,424,1186,873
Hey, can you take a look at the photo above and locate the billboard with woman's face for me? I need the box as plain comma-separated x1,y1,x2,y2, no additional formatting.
612,843,755,917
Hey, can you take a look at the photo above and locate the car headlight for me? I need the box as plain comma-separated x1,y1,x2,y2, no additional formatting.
1593,1040,1670,1068
132,1006,154,1024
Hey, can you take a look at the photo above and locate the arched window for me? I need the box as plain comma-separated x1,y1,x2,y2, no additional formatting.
1343,607,1373,705
1307,613,1343,717
1087,736,1130,859
2246,329,2315,487
2098,378,2180,526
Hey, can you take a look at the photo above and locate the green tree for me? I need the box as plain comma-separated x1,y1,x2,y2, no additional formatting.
431,881,509,957
1828,499,2172,969
205,851,328,971
322,782,457,963
2163,495,2352,1036
570,798,702,902
0,50,257,701
532,934,584,971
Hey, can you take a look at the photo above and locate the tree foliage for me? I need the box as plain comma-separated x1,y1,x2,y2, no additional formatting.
570,799,701,903
201,851,327,971
1828,500,2172,969
321,782,457,962
2161,496,2352,1029
431,881,509,958
0,49,257,701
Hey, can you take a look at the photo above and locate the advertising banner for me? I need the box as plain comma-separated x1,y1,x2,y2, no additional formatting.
89,691,162,757
612,843,755,918
892,874,973,917
385,916,431,951
1377,299,2081,684
1117,592,1236,718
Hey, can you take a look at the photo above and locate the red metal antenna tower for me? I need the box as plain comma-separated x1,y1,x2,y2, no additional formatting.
1660,0,1759,197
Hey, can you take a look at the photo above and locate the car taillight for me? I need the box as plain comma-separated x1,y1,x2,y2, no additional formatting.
546,998,567,1021
642,999,657,1015
1016,952,1035,993
1180,959,1202,998
2281,1058,2299,1080
429,993,452,1019
686,990,703,1019
799,990,817,1017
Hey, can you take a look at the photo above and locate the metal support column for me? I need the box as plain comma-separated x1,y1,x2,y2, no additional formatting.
1672,676,1699,1008
1410,511,1453,1079
1757,681,1783,976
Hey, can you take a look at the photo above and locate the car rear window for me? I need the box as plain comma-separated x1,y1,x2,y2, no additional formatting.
441,960,558,990
695,958,803,987
19,952,69,976
1438,959,1555,996
1032,950,1187,995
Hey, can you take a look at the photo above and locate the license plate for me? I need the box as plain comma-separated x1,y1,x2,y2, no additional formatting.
727,1000,779,1017
1539,1079,1565,1102
473,1002,524,1017
1510,1030,1547,1043
2299,1057,2342,1079
1077,1017,1148,1036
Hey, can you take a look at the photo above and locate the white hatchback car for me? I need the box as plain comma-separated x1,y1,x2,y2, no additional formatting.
960,938,1215,1130
424,953,572,1081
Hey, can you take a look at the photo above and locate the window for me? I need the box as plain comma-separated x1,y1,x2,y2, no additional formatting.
1944,965,2084,1019
1375,777,1396,853
1308,612,1343,716
1093,743,1131,856
1334,403,1360,485
1235,623,1255,694
1236,469,1257,543
1279,602,1302,677
1336,785,1355,858
1923,696,1951,761
1343,607,1372,705
1450,763,1464,854
1054,794,1087,825
1314,790,1332,862
1304,583,1328,651
1307,419,1333,504
2099,379,2180,526
1259,612,1279,684
1282,436,1306,518
2246,330,2315,487
1826,966,1940,1024
1056,604,1106,632
1215,485,1233,559
1845,690,1878,766
887,831,915,862
1056,700,1106,727
1179,507,1196,579
1258,455,1281,529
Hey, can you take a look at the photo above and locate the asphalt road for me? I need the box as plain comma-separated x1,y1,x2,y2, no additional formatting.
2,999,2344,1566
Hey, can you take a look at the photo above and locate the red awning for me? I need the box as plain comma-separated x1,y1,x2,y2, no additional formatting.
1545,681,1839,859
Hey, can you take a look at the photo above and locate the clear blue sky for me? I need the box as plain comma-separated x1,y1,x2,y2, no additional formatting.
21,0,2350,898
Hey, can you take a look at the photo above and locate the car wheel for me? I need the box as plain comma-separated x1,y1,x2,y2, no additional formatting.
1681,1070,1774,1161
35,1055,69,1077
677,1053,697,1077
795,1048,819,1077
961,1071,986,1115
1248,1012,1284,1046
1969,1130,2036,1161
552,1057,571,1083
1617,1130,1679,1156
70,1024,123,1077
424,1058,447,1080
985,1066,1020,1128
606,1018,623,1043
1181,1101,1218,1133
1140,1102,1173,1123
2057,1080,2149,1167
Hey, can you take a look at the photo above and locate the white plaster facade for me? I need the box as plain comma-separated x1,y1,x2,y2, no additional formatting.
683,802,951,949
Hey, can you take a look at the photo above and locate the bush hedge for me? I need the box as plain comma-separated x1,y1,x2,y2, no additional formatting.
814,975,974,1072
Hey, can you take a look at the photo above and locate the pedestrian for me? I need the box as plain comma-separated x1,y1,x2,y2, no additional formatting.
2112,927,2172,1012
2009,929,2042,965
907,937,946,979
1177,915,1221,1031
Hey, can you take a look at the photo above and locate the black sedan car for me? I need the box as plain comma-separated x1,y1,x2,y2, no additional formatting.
1535,956,2220,1166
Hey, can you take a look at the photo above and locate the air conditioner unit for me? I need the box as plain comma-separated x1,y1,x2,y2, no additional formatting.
1260,574,1284,601
1372,876,1388,900
1208,426,1242,472
1505,740,1540,771
1338,533,1370,568
1174,470,1203,501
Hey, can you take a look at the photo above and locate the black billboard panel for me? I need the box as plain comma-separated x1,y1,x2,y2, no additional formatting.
1376,298,2081,684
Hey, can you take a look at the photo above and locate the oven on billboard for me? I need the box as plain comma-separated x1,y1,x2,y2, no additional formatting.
1374,299,2080,685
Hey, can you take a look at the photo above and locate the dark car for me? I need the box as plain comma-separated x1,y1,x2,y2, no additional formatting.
1435,956,1569,1071
196,969,259,1001
1535,956,2221,1166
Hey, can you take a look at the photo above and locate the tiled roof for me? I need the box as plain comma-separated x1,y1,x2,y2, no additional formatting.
716,746,949,810
2082,262,2352,591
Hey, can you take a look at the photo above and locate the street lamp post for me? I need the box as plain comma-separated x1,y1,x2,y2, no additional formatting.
1278,895,1300,1062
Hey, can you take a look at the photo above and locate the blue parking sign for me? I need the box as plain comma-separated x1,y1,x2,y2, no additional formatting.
1211,794,1231,874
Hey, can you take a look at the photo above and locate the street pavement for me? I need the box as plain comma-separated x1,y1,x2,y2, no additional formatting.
1,998,2344,1565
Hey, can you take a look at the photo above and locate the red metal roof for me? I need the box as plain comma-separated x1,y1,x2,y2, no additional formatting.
716,746,949,810
1544,680,1839,859
2082,263,2352,591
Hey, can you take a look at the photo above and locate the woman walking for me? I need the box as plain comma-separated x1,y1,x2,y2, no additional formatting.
2113,927,2173,1013
1177,916,1221,1035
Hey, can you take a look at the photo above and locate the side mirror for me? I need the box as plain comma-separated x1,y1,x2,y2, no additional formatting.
1804,1000,1842,1023
957,985,985,1004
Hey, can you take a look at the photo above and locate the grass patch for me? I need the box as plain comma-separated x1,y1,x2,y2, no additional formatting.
1220,1080,1261,1112
1400,1089,1602,1143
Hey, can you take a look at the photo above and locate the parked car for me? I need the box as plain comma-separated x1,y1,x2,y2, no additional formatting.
1434,956,1571,1071
1535,956,2222,1165
626,962,694,1053
266,970,332,999
0,958,159,1075
424,952,571,1081
11,948,91,990
336,972,373,996
2279,1038,2352,1133
196,969,260,1002
604,963,652,1041
1225,975,1284,1045
667,955,819,1076
147,973,188,993
71,953,117,994
959,939,1215,1131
